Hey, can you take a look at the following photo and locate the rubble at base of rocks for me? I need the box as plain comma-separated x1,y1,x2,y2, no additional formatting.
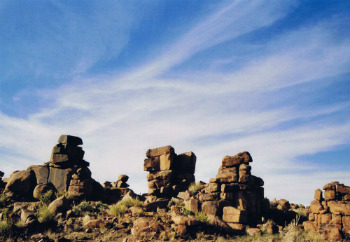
303,181,350,240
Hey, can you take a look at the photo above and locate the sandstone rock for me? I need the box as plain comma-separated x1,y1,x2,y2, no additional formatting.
323,182,338,191
238,169,250,183
303,221,316,231
227,223,245,231
159,153,174,171
337,185,350,195
144,157,160,171
207,215,233,232
184,197,199,213
332,214,342,224
130,207,143,216
246,227,261,236
146,145,174,158
319,224,342,241
118,174,129,182
277,199,290,211
21,208,36,224
174,152,196,174
48,167,73,192
5,169,37,199
222,152,252,167
221,183,239,193
205,183,219,193
223,206,248,223
324,189,336,201
48,196,71,214
202,201,220,216
328,201,350,215
58,135,83,146
314,189,323,201
29,165,49,184
84,219,102,228
310,200,323,214
199,192,219,201
33,182,57,200
343,215,350,234
131,217,164,235
321,213,332,224
177,191,191,200
216,167,238,183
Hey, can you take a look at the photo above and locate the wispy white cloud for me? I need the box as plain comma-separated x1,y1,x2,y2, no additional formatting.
0,1,349,206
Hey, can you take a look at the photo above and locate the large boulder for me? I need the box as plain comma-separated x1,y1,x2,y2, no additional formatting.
48,196,71,214
5,169,37,200
33,182,57,201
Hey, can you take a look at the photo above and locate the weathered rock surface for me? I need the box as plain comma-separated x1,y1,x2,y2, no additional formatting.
144,146,196,197
4,169,37,199
303,181,350,239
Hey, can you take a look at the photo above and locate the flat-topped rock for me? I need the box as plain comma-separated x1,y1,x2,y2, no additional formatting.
58,135,83,146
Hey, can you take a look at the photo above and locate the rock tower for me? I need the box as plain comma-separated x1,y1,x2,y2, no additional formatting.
303,181,350,240
144,145,196,198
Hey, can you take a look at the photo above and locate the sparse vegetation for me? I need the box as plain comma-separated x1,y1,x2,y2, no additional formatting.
108,203,127,217
39,191,55,206
119,197,143,208
36,206,55,224
72,200,95,216
195,211,208,223
0,220,11,236
188,183,203,194
0,194,7,207
183,209,194,216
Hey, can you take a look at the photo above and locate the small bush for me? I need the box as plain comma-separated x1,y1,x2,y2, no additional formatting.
39,191,55,206
55,190,68,198
0,208,9,221
109,203,127,217
183,209,194,216
0,194,7,207
36,206,55,224
73,200,95,216
188,183,203,194
15,220,25,228
0,220,11,236
119,198,143,208
95,201,109,212
195,211,208,223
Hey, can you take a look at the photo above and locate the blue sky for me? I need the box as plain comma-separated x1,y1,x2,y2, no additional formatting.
0,0,349,205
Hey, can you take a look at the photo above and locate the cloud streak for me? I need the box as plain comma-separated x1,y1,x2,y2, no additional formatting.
0,1,349,205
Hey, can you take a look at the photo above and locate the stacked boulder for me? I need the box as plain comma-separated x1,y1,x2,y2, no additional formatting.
303,181,350,240
183,152,264,231
4,135,104,201
103,175,132,203
144,146,196,198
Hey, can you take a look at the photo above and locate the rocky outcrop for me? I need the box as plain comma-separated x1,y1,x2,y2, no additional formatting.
4,135,104,201
303,181,350,240
178,151,264,233
144,146,196,198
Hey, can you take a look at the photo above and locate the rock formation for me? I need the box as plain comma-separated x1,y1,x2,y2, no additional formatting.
303,181,350,240
144,146,196,198
4,135,104,201
177,151,265,233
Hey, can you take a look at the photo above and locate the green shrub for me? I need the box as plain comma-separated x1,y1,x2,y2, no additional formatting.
188,183,203,194
95,201,109,212
183,209,194,216
119,198,143,208
195,211,208,223
72,200,95,216
55,190,68,198
39,191,55,206
109,203,127,217
0,194,7,207
0,208,9,221
36,206,55,224
0,220,11,236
